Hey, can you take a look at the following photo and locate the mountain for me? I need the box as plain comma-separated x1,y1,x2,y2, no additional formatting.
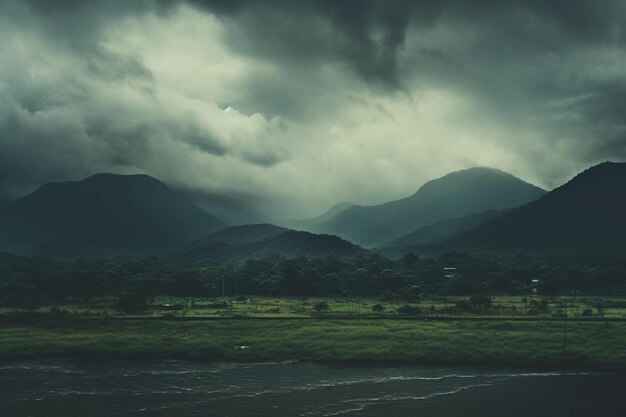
314,167,546,247
386,209,505,248
283,202,354,230
434,162,626,252
0,173,225,257
176,229,365,262
181,224,289,248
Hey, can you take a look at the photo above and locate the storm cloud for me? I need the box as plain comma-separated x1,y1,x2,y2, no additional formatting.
1,0,625,220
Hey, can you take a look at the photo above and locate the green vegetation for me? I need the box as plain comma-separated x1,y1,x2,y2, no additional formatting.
2,294,625,369
1,319,625,370
3,295,626,319
2,249,625,370
2,252,626,312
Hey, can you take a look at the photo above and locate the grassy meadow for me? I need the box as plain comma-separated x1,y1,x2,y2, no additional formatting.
1,318,625,370
2,296,625,369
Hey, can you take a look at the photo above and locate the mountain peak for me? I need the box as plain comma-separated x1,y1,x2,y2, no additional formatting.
315,167,546,247
414,166,541,197
33,173,167,196
0,173,225,257
84,172,162,182
433,161,626,252
568,161,626,183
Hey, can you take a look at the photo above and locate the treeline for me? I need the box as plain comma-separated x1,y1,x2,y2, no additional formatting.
1,251,626,307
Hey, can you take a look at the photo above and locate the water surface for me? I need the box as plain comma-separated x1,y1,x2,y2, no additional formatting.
1,360,624,416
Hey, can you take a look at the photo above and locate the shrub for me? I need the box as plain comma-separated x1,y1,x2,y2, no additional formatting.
207,301,230,309
371,304,385,313
529,298,550,314
469,294,492,309
116,290,149,314
313,301,330,313
455,300,472,312
397,304,421,315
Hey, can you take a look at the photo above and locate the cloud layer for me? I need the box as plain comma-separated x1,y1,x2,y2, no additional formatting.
1,0,625,220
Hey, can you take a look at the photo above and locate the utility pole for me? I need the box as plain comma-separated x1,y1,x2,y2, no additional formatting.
563,291,568,358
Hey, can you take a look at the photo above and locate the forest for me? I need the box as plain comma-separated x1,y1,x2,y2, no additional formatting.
2,251,625,310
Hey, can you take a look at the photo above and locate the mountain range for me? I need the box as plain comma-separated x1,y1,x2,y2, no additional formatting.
311,167,546,247
0,162,623,259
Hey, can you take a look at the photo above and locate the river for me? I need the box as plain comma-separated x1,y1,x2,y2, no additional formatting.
1,360,624,416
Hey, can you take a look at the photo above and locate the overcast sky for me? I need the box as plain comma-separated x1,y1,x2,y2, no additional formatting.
1,0,625,220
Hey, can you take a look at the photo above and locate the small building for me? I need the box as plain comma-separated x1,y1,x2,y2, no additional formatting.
531,279,540,294
443,267,457,279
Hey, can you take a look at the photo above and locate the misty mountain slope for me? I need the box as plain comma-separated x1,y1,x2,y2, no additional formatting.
386,209,506,247
0,173,225,257
314,167,546,247
283,202,354,231
434,162,626,252
176,230,366,262
192,195,271,226
182,224,289,248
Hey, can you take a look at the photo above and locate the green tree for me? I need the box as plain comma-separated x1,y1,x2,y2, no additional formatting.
116,289,149,314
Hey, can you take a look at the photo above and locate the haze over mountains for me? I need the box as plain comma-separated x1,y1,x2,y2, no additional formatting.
0,162,623,260
311,167,546,247
283,202,354,231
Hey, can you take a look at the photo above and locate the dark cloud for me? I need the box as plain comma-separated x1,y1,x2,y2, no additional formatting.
187,0,440,88
0,0,625,220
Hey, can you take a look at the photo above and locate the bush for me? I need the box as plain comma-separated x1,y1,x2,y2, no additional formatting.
397,304,421,315
469,294,492,309
371,304,385,313
455,300,472,312
582,308,593,317
529,298,550,314
313,301,330,313
116,290,149,314
207,301,230,309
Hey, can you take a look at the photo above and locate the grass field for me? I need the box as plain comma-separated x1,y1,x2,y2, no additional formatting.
3,295,626,318
3,296,625,370
1,319,625,370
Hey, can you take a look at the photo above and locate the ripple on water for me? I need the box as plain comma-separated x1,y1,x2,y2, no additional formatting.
0,360,623,417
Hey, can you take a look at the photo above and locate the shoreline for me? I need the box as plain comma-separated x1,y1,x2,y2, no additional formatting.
1,354,620,378
0,352,621,374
